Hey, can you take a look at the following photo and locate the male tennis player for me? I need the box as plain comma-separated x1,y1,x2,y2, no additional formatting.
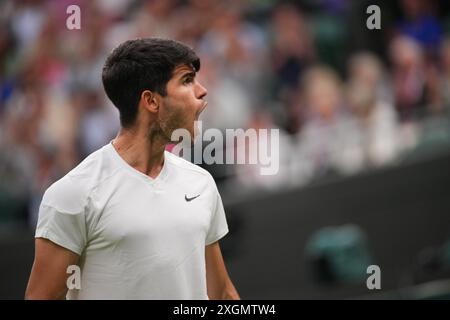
25,38,240,300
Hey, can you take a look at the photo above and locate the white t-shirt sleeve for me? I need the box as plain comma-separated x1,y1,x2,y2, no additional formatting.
35,176,89,255
205,180,229,246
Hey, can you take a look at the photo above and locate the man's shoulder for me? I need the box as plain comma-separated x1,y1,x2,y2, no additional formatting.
165,151,214,182
42,145,113,211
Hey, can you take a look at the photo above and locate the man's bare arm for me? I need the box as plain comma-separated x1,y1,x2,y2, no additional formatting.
205,241,240,300
25,238,79,300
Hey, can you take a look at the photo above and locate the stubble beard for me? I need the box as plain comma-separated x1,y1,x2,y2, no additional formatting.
148,107,190,145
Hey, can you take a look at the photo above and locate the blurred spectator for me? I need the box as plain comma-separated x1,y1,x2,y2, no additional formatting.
295,65,363,177
10,0,46,55
346,52,399,167
269,4,314,102
395,0,442,57
389,36,427,120
234,111,292,190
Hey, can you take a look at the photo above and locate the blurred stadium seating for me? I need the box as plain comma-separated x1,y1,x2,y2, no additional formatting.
0,0,450,299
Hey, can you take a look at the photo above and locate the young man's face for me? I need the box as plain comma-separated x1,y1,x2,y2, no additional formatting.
157,64,207,141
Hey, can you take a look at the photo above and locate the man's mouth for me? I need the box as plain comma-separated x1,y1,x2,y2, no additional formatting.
200,101,208,113
196,101,208,119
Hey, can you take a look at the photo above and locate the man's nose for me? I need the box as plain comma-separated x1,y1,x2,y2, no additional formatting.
196,82,207,100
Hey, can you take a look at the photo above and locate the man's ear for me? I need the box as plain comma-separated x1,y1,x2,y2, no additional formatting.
141,90,159,113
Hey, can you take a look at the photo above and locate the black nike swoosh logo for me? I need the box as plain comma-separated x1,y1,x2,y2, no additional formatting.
185,194,200,202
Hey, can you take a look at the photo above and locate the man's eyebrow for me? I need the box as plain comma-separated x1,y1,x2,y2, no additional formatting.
180,71,196,79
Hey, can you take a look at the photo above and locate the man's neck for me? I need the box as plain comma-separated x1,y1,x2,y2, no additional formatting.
112,125,168,179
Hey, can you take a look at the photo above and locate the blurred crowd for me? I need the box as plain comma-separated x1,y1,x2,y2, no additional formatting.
1,0,450,227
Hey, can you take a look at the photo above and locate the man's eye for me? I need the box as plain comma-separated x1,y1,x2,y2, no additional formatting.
183,77,193,84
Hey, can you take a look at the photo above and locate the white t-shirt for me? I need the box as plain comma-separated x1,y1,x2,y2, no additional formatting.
35,142,229,300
